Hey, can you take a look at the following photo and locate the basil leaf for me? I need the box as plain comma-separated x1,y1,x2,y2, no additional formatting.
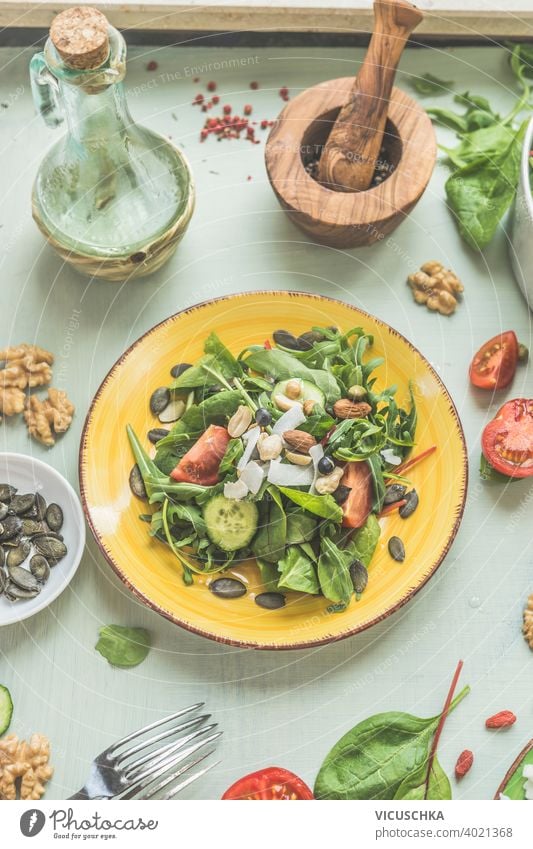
446,121,526,249
278,545,320,595
317,537,353,604
95,625,151,668
343,514,380,567
409,72,453,96
314,687,469,800
278,487,343,522
252,486,287,563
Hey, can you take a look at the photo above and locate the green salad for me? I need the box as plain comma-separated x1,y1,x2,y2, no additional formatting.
128,324,419,611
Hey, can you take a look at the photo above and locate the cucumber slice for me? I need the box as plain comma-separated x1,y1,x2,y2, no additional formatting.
0,685,13,735
203,494,259,552
272,378,325,406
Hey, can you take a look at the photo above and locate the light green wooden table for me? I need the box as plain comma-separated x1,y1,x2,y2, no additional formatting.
1,43,532,801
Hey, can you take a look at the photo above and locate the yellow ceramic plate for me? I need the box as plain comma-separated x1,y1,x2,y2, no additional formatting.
80,291,467,649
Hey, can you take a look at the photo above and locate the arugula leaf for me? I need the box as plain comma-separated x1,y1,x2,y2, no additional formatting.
252,486,287,564
426,107,468,134
296,405,336,438
409,72,454,96
278,487,343,522
314,686,469,800
445,120,526,249
204,331,244,380
278,545,320,595
343,514,380,567
219,438,244,478
95,625,151,668
243,348,341,404
317,537,353,604
127,425,166,497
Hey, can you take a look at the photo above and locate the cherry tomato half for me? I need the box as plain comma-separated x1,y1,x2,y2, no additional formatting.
341,461,373,529
469,331,518,390
481,398,533,479
170,424,229,486
222,767,314,800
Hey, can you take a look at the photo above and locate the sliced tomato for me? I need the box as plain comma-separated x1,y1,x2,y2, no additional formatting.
341,461,373,528
170,424,230,486
222,767,314,800
481,399,533,479
469,331,519,390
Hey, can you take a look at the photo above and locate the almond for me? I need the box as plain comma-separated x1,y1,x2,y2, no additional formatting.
282,429,317,454
333,399,372,420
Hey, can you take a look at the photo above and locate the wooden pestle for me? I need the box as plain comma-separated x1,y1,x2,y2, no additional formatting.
318,0,423,193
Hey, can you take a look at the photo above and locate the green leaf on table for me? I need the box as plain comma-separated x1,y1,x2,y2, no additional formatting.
426,108,468,134
95,625,151,669
278,545,320,595
409,72,454,96
445,120,527,249
394,755,452,800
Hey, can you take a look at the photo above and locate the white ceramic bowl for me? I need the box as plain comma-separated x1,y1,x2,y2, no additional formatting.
510,115,533,309
0,453,85,626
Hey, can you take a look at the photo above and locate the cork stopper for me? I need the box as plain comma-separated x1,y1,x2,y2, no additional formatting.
50,6,110,70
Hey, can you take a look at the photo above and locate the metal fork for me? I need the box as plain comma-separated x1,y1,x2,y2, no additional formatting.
69,703,221,800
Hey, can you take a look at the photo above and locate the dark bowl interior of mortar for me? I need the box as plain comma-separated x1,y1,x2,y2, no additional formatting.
301,108,403,191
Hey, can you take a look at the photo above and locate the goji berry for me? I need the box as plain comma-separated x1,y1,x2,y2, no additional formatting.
455,750,474,779
244,104,252,115
207,81,217,91
223,104,232,115
146,60,158,72
250,81,259,89
279,86,289,101
485,710,516,729
212,95,220,104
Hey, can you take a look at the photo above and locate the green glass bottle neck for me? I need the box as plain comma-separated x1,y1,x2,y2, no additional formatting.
59,80,133,145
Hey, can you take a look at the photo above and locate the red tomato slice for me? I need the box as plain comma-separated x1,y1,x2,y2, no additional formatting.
222,767,314,800
481,398,533,479
170,424,230,486
341,461,373,528
469,331,518,390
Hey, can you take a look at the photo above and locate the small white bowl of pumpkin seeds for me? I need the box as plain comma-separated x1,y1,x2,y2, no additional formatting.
0,453,85,626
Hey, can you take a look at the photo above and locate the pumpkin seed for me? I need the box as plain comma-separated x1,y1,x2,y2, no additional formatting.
0,503,8,521
21,519,45,537
388,536,406,562
34,492,47,520
30,554,50,583
34,536,67,563
384,483,407,505
129,465,147,500
158,399,185,424
45,503,64,532
150,386,170,415
147,428,169,445
0,547,4,568
170,362,192,378
6,540,31,569
349,559,368,597
209,578,247,599
0,515,22,541
399,489,419,519
298,330,325,350
0,570,6,595
8,564,40,592
255,592,286,610
10,493,35,515
0,485,16,502
273,329,300,350
5,581,40,601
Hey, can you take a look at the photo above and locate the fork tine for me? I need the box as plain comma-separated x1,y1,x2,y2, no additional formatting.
106,704,204,756
128,749,216,800
123,723,218,777
123,731,222,789
164,759,221,800
115,714,211,765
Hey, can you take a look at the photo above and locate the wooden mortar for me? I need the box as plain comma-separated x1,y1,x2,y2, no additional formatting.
265,5,436,248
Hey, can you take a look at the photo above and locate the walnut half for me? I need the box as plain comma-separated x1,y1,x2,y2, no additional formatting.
408,261,464,316
0,733,53,800
24,388,75,447
523,593,533,650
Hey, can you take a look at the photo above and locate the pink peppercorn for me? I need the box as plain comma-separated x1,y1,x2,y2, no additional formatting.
223,104,232,115
207,81,217,91
250,81,259,90
146,60,158,72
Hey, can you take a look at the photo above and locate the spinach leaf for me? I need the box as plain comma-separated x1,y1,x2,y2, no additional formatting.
285,505,318,545
204,331,244,380
409,72,453,96
442,123,516,169
257,558,280,592
317,537,353,604
278,545,320,595
252,486,287,563
243,348,341,404
445,120,526,249
394,755,451,800
95,625,151,668
426,107,468,134
343,514,380,567
314,686,469,800
278,487,343,522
